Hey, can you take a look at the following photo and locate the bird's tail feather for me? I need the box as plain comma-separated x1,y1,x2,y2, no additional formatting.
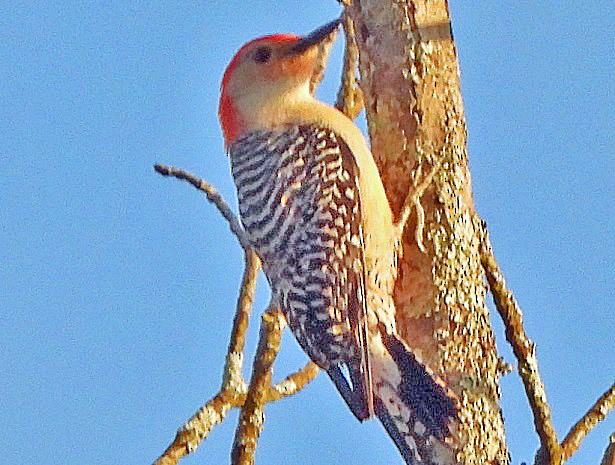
374,329,459,465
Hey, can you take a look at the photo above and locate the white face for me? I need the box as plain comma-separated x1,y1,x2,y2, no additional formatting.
220,39,318,141
226,41,317,104
219,19,340,143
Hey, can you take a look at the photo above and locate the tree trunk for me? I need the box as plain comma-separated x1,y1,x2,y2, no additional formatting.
348,1,509,463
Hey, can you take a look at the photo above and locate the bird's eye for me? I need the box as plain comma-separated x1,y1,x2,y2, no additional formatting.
253,46,272,63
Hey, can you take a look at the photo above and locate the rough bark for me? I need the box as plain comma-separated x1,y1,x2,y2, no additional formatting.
347,1,508,463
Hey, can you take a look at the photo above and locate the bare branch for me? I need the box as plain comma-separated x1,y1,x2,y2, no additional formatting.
479,226,562,464
152,360,321,465
231,308,286,465
153,362,321,465
561,382,615,462
153,390,242,465
335,11,364,119
268,362,320,402
154,164,251,251
223,250,261,392
152,249,258,465
153,165,323,464
309,29,338,95
601,434,615,465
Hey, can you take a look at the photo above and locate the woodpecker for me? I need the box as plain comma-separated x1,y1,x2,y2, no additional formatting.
219,19,458,464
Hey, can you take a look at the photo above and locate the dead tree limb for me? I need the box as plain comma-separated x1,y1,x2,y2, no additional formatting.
561,382,615,462
335,11,363,119
152,167,319,465
479,226,561,464
601,434,615,465
231,308,286,465
480,223,615,465
154,164,251,251
152,251,258,465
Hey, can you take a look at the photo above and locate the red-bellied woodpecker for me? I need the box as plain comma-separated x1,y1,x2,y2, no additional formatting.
218,18,458,465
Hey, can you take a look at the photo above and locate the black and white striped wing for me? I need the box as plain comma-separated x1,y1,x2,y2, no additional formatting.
230,125,373,420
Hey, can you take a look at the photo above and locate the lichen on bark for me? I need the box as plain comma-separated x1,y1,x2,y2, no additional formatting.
347,1,509,463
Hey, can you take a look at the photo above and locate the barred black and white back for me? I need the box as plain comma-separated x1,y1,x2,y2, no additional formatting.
229,125,458,464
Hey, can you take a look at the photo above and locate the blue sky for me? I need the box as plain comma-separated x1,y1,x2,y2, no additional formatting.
1,2,613,465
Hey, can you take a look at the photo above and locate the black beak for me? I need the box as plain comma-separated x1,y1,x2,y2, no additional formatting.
290,18,342,55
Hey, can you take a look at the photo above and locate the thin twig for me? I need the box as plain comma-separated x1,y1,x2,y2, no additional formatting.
222,250,261,392
309,29,338,95
395,158,441,251
269,361,320,402
335,11,364,119
151,169,257,464
561,382,615,462
153,362,320,465
152,250,259,465
153,390,241,465
231,308,286,465
479,225,562,465
480,219,614,464
601,434,615,465
153,165,322,465
154,164,251,251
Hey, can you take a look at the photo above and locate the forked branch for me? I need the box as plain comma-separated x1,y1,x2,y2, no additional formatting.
153,165,319,465
480,223,615,464
231,308,286,465
152,248,259,465
561,382,615,462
